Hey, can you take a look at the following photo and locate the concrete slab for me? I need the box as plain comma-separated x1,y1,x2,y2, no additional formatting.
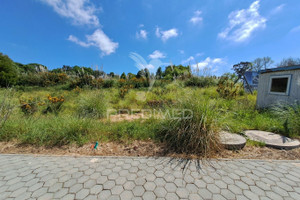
220,132,246,150
245,130,300,150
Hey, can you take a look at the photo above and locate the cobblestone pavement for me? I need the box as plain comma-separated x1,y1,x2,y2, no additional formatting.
1,155,300,200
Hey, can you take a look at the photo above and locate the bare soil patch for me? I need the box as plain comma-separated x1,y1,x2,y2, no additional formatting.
1,141,300,160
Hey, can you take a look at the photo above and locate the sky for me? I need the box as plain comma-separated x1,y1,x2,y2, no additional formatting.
1,0,300,75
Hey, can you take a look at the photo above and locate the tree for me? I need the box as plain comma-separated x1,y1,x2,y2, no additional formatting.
0,53,18,87
277,57,300,68
252,57,274,71
127,73,135,79
136,69,145,78
156,67,162,79
120,72,126,80
232,62,253,94
109,72,115,78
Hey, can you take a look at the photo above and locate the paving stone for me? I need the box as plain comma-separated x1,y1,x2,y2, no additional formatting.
0,155,300,200
69,183,83,193
76,188,89,199
135,177,146,186
154,186,167,198
198,188,213,199
111,185,124,195
221,188,236,200
243,190,259,200
90,184,103,194
84,179,96,189
54,188,69,198
166,193,179,200
165,182,177,193
176,187,190,199
31,187,48,198
142,191,156,200
207,183,221,194
120,190,133,200
98,190,111,199
9,187,27,198
123,181,135,190
186,183,199,194
103,180,116,190
250,185,265,196
61,194,75,200
49,182,63,192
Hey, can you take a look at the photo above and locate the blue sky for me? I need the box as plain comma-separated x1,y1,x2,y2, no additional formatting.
1,0,300,75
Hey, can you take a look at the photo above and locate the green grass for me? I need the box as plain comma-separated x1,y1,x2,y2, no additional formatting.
0,84,294,154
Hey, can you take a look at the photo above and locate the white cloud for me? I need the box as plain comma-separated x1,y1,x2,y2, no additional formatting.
148,50,166,59
190,10,203,25
155,27,178,42
196,52,204,57
290,25,300,33
136,29,148,39
179,50,185,54
68,29,119,56
68,35,91,47
270,4,285,15
218,1,266,42
191,57,225,72
182,56,195,64
40,0,100,27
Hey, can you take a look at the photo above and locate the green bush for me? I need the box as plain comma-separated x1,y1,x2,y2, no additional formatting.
0,53,18,87
272,103,300,137
185,76,217,88
103,79,116,88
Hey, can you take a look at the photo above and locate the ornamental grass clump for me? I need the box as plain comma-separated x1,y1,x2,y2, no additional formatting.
158,94,221,158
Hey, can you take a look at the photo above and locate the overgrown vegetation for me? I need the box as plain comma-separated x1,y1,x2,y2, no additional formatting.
0,52,298,157
272,103,300,137
158,95,221,157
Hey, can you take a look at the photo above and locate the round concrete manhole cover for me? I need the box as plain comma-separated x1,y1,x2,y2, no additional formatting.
220,132,246,150
245,130,300,150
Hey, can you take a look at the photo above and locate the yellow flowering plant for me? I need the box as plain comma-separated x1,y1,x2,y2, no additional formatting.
19,97,40,115
44,94,65,115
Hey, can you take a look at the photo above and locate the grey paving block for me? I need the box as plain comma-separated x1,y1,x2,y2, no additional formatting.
0,155,299,200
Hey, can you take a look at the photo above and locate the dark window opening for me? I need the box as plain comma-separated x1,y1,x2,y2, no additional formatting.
270,77,288,93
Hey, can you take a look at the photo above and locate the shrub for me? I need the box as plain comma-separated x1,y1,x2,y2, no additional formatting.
0,53,18,87
272,103,300,137
103,79,116,88
44,95,65,115
129,77,149,88
158,95,221,157
185,76,217,87
77,92,108,118
216,77,244,99
19,97,40,115
119,85,132,98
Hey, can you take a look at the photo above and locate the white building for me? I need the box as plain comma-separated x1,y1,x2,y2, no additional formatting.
256,66,300,108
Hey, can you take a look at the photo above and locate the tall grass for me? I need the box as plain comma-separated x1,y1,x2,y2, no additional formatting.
76,91,108,118
158,94,221,157
0,115,91,146
0,88,15,129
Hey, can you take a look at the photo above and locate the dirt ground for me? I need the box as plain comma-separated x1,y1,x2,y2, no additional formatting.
1,140,300,160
